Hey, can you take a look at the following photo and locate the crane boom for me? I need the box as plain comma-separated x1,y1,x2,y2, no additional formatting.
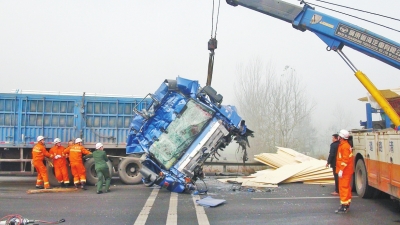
227,0,400,129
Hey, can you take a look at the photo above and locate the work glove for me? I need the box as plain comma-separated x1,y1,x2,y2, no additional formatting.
338,170,343,178
55,155,61,159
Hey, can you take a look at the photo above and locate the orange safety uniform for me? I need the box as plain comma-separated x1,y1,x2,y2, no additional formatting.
335,139,354,206
32,142,52,188
49,145,69,185
64,144,91,185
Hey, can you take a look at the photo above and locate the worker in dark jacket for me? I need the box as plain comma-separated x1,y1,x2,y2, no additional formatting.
83,143,111,194
326,134,340,195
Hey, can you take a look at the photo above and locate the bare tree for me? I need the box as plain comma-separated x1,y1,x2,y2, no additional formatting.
313,103,355,158
234,59,315,154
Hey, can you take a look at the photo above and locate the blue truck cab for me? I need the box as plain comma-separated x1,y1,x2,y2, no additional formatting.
126,77,247,193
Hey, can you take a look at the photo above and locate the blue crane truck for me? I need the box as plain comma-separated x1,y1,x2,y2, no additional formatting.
126,77,251,193
0,89,149,186
226,0,400,200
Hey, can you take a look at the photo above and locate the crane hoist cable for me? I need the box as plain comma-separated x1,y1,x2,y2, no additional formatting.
206,0,221,86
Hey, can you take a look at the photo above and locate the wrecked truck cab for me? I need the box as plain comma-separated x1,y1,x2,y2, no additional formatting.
126,77,245,193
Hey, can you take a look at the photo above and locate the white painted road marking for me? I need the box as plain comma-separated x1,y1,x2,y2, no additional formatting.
192,195,210,225
252,196,358,200
166,192,178,225
133,189,211,225
133,188,160,225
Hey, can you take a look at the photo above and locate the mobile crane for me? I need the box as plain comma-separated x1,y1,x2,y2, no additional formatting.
227,0,400,199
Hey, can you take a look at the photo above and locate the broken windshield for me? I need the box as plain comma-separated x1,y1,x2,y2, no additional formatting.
149,99,214,169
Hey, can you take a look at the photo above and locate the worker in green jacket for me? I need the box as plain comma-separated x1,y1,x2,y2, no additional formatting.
84,143,111,194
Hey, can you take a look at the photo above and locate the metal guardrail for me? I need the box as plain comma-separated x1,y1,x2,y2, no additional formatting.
204,161,266,173
204,161,264,166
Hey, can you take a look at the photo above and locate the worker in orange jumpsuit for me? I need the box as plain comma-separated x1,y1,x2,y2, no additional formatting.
32,136,53,189
63,138,91,189
335,129,354,214
49,138,69,188
64,139,74,169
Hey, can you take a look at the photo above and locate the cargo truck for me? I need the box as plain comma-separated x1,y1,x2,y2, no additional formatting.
0,89,149,186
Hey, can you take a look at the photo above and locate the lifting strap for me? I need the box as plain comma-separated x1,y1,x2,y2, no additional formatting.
206,0,221,86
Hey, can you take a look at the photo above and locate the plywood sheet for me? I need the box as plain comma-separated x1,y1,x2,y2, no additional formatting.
253,162,311,184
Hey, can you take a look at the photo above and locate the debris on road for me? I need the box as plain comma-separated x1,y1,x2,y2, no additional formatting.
196,196,226,207
217,147,334,189
26,187,80,194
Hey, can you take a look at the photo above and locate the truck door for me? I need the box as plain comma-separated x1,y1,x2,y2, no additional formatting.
389,132,400,198
365,133,379,188
377,133,391,193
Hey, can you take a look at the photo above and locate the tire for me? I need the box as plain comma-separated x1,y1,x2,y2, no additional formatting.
84,158,113,185
46,161,58,186
118,157,143,184
46,161,73,187
355,159,374,198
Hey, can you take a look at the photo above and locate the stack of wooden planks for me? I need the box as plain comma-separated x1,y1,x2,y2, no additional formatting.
218,147,334,188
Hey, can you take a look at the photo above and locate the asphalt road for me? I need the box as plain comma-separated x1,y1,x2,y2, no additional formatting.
1,176,400,225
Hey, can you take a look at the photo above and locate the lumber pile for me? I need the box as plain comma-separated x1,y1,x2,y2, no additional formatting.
218,147,334,189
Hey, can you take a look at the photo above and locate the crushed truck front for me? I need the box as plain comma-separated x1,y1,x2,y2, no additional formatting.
126,77,251,193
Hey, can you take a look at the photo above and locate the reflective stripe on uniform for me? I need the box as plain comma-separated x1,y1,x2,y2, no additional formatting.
70,149,81,152
340,199,351,204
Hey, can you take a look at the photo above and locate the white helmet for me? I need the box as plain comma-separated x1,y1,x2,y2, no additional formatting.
37,136,44,142
338,129,350,139
75,138,83,143
95,143,103,149
54,138,61,144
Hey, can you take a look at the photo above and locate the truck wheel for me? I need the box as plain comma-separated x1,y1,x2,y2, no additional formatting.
355,159,374,198
66,159,74,184
46,162,59,186
84,158,113,185
46,161,74,187
118,157,142,184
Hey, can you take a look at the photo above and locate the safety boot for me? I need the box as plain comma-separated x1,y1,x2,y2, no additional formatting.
35,185,44,189
335,204,349,214
81,182,87,190
74,183,80,189
60,182,66,188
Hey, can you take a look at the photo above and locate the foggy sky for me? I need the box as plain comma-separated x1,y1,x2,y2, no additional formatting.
1,0,399,156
